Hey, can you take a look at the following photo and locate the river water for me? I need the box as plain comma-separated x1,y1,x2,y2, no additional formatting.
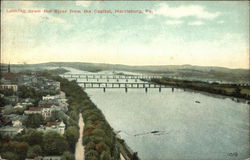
63,68,249,160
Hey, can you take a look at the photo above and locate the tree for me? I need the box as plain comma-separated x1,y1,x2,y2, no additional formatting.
43,131,68,155
3,105,15,115
27,145,42,158
96,142,110,153
23,114,44,128
0,96,9,107
64,126,79,152
85,149,99,160
63,151,74,160
100,151,112,160
1,152,18,160
23,129,44,146
1,141,29,160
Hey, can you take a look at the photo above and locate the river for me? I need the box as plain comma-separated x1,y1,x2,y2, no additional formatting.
62,67,249,160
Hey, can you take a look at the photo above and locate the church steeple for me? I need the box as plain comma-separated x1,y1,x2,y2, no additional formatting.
8,62,10,73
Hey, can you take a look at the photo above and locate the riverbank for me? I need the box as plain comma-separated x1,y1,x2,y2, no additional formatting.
41,71,139,160
151,78,250,101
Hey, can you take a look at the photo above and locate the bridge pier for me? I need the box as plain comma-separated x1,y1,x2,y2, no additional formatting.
125,87,128,93
159,87,161,92
145,87,148,93
103,88,106,92
172,88,174,92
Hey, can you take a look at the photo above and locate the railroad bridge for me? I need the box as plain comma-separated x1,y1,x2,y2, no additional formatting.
62,74,162,80
62,74,173,92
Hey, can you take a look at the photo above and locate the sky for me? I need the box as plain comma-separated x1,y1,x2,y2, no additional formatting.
1,1,249,69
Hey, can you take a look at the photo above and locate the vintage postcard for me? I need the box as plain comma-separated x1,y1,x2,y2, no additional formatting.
0,1,249,160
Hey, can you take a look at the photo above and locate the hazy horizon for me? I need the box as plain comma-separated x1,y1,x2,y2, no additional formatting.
1,61,249,70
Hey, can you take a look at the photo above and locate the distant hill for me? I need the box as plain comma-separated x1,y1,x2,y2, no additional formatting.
2,62,250,83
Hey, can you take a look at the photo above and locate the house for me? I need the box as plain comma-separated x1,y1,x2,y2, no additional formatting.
39,99,59,107
38,121,65,135
24,107,42,115
0,84,18,92
42,80,60,91
22,98,35,104
18,75,38,85
0,116,12,127
7,114,25,127
42,95,60,100
12,120,22,127
59,91,66,99
41,107,53,119
1,72,17,82
0,126,24,136
14,103,26,109
5,95,19,103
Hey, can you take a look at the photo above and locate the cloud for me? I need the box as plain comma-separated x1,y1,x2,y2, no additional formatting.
75,1,93,7
165,20,183,25
154,3,220,20
188,21,204,26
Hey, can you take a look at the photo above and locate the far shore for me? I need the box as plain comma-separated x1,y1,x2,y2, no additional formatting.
150,78,250,103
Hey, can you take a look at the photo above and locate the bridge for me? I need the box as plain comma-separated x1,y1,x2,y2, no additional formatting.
78,82,173,92
62,74,162,80
62,74,173,92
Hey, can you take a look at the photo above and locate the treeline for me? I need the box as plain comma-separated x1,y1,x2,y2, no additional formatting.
41,72,121,160
0,118,78,160
152,78,250,100
0,129,75,160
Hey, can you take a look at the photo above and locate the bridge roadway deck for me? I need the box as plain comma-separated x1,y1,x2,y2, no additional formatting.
62,74,162,79
78,82,170,88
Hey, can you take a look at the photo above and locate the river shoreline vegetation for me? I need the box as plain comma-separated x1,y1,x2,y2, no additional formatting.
40,71,137,160
151,78,250,101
